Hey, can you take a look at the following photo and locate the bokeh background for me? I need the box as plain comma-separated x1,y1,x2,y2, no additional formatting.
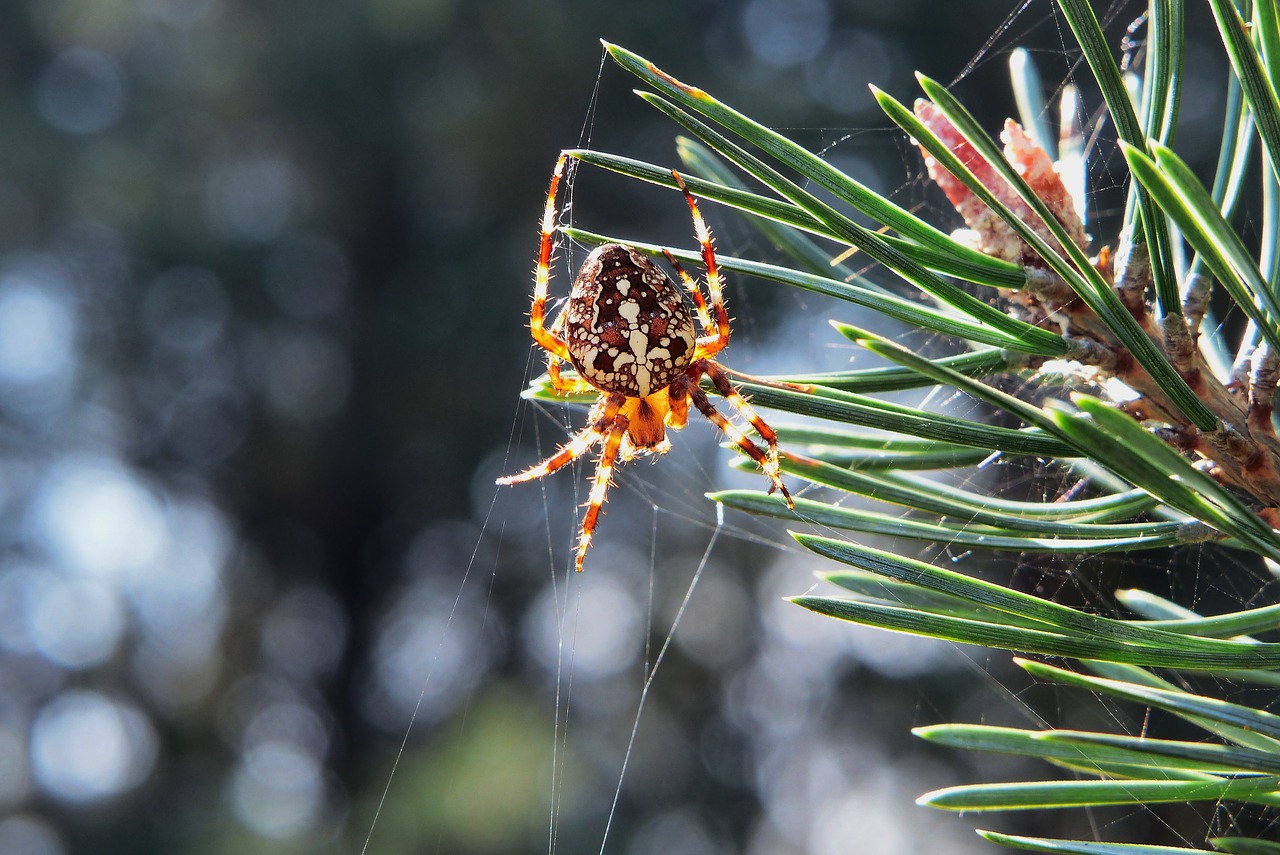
0,1,1241,854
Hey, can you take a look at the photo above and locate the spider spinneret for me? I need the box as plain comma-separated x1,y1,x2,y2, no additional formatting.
497,152,794,572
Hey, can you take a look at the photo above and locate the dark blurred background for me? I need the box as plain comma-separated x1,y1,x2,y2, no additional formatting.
0,1,1238,854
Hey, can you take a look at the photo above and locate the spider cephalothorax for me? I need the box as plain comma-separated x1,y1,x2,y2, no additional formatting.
498,153,793,572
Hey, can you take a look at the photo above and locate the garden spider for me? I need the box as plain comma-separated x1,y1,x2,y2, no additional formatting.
498,153,794,572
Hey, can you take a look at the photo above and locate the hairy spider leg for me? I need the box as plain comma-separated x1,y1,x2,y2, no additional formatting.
671,170,730,357
530,153,572,360
685,363,792,507
576,413,629,572
662,248,714,338
545,314,594,394
666,382,690,431
496,392,626,486
547,356,594,394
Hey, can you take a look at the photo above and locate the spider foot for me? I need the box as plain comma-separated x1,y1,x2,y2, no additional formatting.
762,457,794,509
495,469,535,486
574,531,593,573
496,454,571,485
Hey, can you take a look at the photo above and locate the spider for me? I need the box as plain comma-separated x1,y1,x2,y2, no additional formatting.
497,152,794,572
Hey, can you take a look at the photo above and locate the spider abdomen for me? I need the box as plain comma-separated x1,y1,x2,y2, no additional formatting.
564,244,696,398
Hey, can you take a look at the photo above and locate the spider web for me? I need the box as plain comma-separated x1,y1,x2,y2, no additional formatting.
362,2,1280,854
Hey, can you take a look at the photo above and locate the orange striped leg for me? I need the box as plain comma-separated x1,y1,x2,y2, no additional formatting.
672,170,729,356
690,364,792,507
575,413,628,572
667,383,690,430
547,354,593,394
662,248,714,337
531,154,572,360
496,392,624,486
545,315,593,394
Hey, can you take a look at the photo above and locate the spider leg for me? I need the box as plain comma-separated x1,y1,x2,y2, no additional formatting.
576,412,629,572
496,392,624,486
661,248,714,337
672,170,730,357
547,356,594,394
667,383,690,431
687,361,792,507
531,154,572,360
546,314,594,394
